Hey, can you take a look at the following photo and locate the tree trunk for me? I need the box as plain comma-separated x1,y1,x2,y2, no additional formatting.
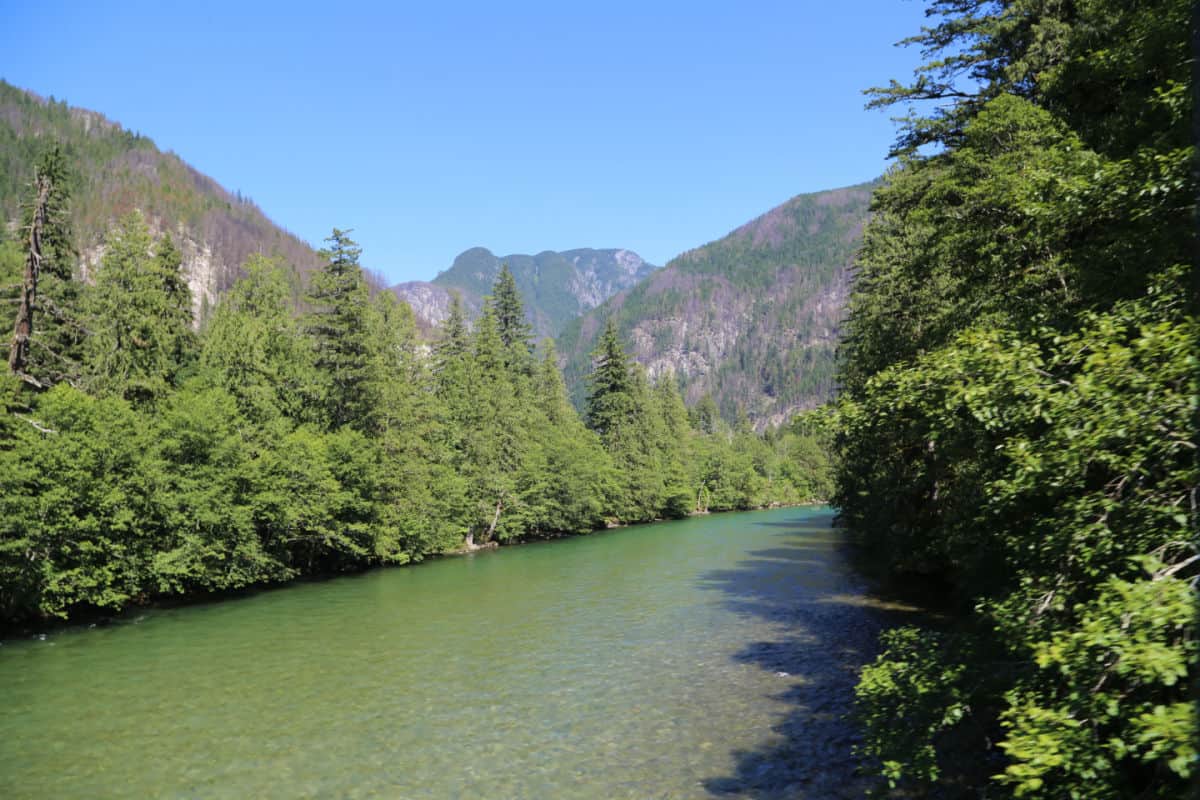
8,175,51,381
483,497,504,543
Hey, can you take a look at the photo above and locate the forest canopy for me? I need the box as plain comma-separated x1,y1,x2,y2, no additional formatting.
0,199,832,625
835,0,1197,796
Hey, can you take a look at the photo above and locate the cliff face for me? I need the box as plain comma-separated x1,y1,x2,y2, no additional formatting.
391,246,657,338
0,81,325,321
557,182,875,428
387,281,458,335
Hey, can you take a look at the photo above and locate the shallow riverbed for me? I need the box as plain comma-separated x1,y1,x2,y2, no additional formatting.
1,506,904,798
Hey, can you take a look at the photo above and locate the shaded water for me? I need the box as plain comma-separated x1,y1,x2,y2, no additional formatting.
1,507,905,798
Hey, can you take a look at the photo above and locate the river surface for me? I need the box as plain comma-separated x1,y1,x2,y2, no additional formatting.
0,507,903,799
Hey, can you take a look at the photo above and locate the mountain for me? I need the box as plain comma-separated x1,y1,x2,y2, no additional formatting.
391,246,657,338
557,181,876,428
0,81,327,319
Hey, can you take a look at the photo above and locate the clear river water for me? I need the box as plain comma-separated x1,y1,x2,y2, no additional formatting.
1,506,906,799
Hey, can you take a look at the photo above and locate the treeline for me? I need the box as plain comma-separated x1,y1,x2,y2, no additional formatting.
836,1,1196,797
0,165,830,625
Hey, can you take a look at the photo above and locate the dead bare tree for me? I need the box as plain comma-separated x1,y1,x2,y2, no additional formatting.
8,172,52,387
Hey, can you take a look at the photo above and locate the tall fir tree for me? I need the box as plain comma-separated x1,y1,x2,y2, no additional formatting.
152,234,197,374
306,229,377,430
585,319,634,443
460,302,526,544
490,264,533,366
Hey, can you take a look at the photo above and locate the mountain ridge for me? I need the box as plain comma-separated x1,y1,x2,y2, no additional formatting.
391,245,657,338
0,81,351,318
557,181,876,427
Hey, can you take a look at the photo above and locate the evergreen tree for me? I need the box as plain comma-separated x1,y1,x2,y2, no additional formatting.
839,1,1196,795
490,263,533,365
306,229,377,430
5,145,83,388
200,253,316,425
520,340,613,534
650,376,693,517
689,393,719,435
583,322,675,521
437,291,469,360
152,234,197,374
460,303,526,544
585,319,634,442
85,212,193,404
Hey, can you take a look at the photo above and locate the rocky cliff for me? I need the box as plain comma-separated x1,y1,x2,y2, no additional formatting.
557,182,875,427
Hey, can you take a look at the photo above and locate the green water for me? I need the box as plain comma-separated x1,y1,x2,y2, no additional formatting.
1,507,893,799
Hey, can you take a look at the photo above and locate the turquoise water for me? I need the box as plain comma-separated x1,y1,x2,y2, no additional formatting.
0,507,892,798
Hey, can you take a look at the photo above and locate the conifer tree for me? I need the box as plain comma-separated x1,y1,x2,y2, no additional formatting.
490,264,533,364
306,229,377,430
585,319,634,442
461,303,526,544
85,212,193,404
6,145,83,388
201,253,314,424
152,234,197,373
534,340,574,425
584,321,672,521
517,340,613,534
651,376,694,517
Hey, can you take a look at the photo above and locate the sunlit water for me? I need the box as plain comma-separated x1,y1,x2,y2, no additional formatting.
1,507,900,799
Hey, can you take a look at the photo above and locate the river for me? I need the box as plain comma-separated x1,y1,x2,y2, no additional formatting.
0,506,906,798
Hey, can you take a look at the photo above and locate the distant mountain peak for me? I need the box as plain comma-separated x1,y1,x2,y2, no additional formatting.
392,246,658,338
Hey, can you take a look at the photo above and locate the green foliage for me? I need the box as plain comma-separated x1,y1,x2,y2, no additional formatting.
306,229,378,430
998,568,1196,798
200,253,317,425
855,628,970,789
1,159,835,631
490,264,533,358
0,144,85,388
838,1,1197,796
84,212,195,404
0,385,154,618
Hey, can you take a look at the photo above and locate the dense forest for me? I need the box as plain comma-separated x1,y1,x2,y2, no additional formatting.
836,0,1196,796
0,168,832,626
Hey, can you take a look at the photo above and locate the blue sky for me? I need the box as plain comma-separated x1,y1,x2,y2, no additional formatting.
1,1,928,284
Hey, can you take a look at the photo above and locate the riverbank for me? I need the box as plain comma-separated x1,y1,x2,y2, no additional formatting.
1,500,830,639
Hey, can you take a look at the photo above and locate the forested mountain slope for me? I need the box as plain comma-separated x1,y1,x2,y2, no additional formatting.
0,80,324,319
557,182,874,427
391,246,656,338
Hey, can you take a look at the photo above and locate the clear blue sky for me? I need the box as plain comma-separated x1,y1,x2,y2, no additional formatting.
1,1,928,284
